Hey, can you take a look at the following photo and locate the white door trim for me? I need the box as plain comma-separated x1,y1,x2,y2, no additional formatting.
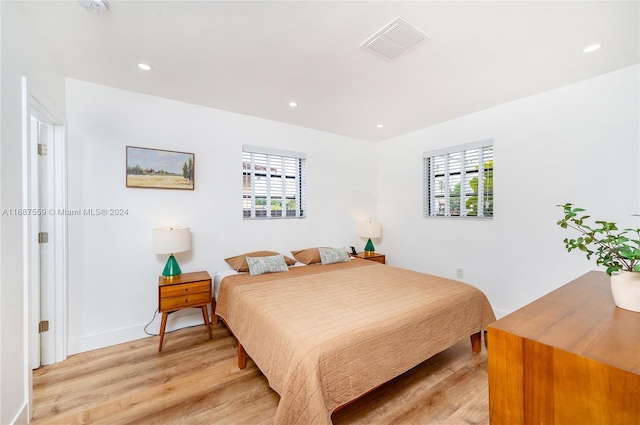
23,81,68,370
51,121,68,364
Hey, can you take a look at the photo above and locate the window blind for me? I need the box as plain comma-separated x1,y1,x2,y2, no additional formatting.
242,145,306,219
423,140,493,218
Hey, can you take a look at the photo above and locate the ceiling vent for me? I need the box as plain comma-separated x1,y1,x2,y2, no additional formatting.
361,17,430,60
78,0,109,15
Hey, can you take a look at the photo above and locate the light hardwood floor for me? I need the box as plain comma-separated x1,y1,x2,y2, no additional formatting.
32,322,490,425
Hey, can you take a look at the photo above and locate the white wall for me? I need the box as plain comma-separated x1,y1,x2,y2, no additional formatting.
376,65,640,318
0,2,66,423
65,79,378,353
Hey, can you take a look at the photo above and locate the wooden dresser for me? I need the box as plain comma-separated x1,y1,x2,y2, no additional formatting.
487,271,640,425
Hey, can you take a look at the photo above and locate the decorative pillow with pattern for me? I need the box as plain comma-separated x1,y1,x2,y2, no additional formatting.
318,247,350,265
246,254,290,276
225,250,296,272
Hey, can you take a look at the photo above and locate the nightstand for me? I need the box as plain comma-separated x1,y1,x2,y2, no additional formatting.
355,252,385,264
158,271,212,352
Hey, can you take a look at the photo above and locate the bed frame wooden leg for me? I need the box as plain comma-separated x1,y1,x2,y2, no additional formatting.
211,298,219,325
238,342,247,370
470,331,481,353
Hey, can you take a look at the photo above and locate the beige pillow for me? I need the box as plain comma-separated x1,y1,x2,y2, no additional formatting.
291,247,330,265
225,251,296,272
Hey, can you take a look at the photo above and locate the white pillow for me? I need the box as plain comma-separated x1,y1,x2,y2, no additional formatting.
318,247,350,265
246,254,289,276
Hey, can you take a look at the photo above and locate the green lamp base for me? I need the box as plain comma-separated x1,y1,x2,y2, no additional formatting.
364,238,375,253
162,254,182,279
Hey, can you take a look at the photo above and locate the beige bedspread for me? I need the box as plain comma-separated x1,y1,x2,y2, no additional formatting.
216,259,495,425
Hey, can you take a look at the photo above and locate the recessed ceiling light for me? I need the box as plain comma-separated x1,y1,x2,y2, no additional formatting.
289,102,298,107
137,63,152,71
583,44,601,53
377,124,384,128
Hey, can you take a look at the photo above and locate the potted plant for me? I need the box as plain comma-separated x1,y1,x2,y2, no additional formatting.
557,203,640,312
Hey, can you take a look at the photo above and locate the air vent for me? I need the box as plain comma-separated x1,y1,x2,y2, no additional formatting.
78,0,109,14
361,17,430,60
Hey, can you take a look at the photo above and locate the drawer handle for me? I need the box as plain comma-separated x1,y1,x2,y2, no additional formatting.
185,298,189,303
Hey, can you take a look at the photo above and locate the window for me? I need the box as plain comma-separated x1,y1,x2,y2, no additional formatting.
242,145,306,219
424,139,493,218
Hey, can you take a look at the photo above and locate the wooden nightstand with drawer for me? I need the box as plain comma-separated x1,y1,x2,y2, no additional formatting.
158,271,212,352
354,252,386,264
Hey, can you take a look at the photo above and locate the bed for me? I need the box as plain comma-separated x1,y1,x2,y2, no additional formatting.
214,257,495,425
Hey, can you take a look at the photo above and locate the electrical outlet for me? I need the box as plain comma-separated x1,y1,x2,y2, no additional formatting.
456,268,463,279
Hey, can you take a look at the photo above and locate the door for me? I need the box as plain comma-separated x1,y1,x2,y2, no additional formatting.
27,101,66,369
29,114,52,369
24,80,69,422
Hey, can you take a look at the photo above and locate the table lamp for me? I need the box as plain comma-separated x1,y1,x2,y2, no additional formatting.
360,221,381,255
152,226,191,279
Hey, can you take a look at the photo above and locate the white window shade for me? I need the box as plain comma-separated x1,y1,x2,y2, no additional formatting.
424,140,493,219
242,146,306,220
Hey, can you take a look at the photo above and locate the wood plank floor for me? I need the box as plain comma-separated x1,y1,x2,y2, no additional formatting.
32,322,490,425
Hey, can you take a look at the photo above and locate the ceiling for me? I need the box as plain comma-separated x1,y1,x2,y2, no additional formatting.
16,1,640,142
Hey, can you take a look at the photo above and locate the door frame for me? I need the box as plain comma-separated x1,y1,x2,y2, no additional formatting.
22,77,68,373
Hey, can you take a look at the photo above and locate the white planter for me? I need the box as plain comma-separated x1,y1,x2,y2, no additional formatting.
610,271,640,313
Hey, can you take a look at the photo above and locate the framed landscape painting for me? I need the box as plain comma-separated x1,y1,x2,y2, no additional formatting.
126,146,194,190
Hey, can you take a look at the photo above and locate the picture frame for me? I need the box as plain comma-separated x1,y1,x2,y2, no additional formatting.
126,146,195,190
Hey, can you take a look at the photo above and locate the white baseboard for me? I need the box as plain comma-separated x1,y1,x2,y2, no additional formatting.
68,308,211,355
9,401,28,425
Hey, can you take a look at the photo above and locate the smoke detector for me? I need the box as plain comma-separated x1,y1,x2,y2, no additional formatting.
361,17,430,60
78,0,109,15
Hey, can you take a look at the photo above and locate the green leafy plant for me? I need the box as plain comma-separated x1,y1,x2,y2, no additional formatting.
466,160,494,217
557,203,640,275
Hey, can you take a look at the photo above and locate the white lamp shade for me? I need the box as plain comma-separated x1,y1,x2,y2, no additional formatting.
152,226,192,254
360,221,381,238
